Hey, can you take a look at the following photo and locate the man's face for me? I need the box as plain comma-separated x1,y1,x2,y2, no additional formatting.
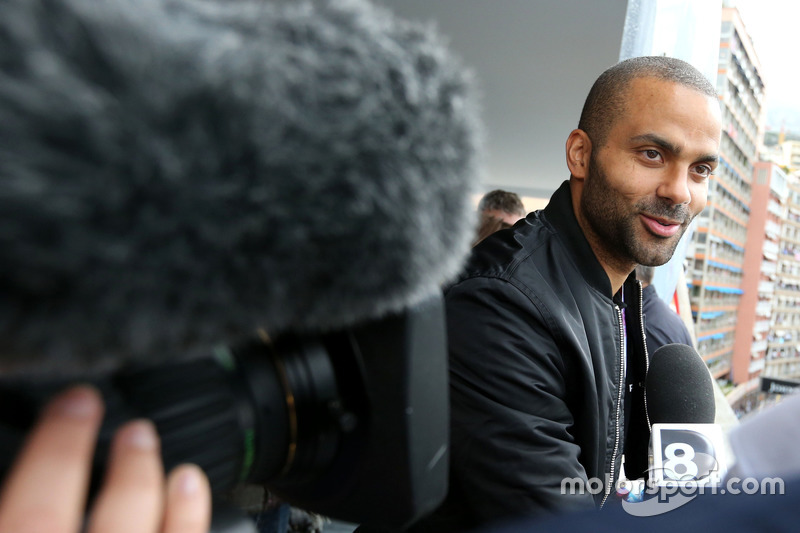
578,77,722,269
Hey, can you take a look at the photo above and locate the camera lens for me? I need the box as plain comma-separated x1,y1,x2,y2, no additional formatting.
0,329,368,508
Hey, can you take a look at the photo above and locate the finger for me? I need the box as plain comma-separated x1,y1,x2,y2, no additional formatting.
87,420,165,533
0,386,104,533
161,464,211,533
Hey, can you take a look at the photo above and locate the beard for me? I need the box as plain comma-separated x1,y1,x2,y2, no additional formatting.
580,153,693,267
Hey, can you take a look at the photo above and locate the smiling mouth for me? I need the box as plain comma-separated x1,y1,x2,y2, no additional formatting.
641,214,682,237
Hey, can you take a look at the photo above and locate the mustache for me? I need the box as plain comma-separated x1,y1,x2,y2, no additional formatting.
637,199,692,224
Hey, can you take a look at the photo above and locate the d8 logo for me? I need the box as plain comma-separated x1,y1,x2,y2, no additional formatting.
658,428,718,482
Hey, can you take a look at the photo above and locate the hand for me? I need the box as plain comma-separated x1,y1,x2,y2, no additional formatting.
0,386,211,533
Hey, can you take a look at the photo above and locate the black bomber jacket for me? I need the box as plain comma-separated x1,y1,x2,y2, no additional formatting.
413,180,651,532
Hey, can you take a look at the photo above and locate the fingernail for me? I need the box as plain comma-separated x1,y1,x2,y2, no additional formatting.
120,420,159,451
175,465,203,496
52,386,102,419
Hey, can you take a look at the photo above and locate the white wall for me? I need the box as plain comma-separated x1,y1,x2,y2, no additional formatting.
377,0,629,198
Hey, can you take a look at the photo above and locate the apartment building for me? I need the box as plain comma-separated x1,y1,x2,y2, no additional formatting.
686,6,765,383
764,172,800,382
728,162,788,409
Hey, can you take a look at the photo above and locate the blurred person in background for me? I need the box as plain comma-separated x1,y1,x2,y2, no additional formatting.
473,190,526,246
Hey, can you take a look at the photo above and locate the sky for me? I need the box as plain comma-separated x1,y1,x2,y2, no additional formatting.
734,0,800,131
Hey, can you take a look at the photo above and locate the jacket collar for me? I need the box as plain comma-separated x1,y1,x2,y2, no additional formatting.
543,180,615,298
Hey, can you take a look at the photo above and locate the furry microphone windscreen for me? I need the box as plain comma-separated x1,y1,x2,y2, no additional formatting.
0,0,483,376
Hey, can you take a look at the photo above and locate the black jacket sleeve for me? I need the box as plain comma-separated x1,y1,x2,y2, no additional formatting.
441,276,597,526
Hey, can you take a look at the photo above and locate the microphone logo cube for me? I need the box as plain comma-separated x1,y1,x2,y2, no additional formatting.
650,424,727,487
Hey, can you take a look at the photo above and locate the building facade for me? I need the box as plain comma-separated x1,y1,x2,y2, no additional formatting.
780,140,800,173
686,6,765,383
764,172,800,382
728,162,787,410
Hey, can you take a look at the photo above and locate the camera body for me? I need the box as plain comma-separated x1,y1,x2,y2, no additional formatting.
0,295,449,529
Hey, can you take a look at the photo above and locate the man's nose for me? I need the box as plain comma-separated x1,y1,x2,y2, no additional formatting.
656,167,692,206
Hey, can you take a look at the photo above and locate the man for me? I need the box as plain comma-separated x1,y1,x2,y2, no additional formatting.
478,189,527,228
635,265,694,355
473,190,527,246
414,56,722,531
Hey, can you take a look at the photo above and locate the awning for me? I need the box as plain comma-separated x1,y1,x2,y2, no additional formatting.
707,259,743,273
704,285,744,295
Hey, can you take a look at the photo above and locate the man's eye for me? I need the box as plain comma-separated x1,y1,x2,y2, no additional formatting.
693,165,712,177
644,150,660,160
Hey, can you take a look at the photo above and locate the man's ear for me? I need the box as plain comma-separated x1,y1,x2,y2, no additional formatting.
566,129,592,180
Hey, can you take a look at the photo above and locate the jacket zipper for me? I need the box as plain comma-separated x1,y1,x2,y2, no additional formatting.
638,280,652,431
600,304,626,508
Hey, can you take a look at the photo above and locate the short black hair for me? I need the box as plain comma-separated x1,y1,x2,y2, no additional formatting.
478,189,525,217
578,56,718,150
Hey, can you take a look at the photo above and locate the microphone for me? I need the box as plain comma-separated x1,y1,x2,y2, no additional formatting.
0,0,482,528
646,343,716,424
644,344,726,488
0,0,482,377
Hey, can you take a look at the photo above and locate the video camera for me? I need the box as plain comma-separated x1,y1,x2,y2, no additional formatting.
0,295,447,529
